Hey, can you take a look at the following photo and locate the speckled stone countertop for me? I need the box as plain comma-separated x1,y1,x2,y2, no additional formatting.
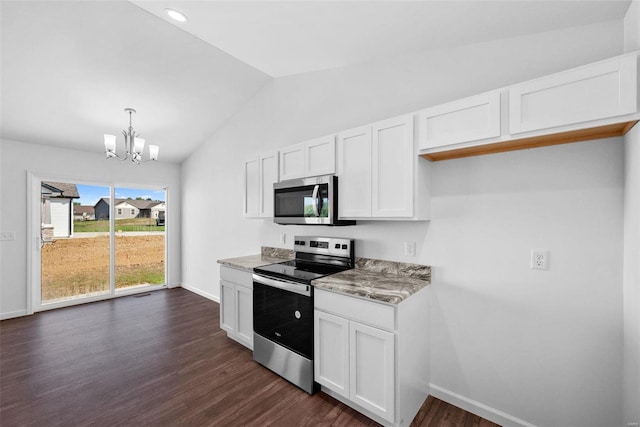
217,247,293,272
312,257,431,305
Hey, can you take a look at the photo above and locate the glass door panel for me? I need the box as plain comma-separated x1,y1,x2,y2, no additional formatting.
41,182,110,304
114,186,166,291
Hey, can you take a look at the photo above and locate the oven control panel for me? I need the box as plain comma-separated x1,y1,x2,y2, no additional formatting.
293,236,354,258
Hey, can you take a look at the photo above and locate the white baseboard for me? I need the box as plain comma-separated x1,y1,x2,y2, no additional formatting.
429,383,537,427
180,283,220,303
1,309,29,320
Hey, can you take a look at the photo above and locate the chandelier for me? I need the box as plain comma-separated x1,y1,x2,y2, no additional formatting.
104,108,159,164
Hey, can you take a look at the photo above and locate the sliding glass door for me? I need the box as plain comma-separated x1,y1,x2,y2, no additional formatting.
35,178,167,311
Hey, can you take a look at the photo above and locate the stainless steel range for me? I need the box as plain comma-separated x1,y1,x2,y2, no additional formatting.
252,236,355,394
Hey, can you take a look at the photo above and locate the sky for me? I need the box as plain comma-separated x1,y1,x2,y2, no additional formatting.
76,184,166,206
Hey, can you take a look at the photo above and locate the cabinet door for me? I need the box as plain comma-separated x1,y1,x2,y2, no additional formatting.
305,136,336,177
419,91,501,150
314,310,350,399
350,321,395,423
235,284,253,349
337,126,372,218
243,157,260,217
280,143,305,181
372,115,414,217
509,55,637,134
259,151,279,218
220,280,236,334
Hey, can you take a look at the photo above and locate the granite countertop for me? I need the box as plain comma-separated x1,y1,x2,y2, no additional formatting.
218,247,430,305
217,247,293,272
312,257,431,305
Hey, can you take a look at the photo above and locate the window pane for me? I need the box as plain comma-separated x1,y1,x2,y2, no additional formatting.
114,187,166,291
41,182,110,303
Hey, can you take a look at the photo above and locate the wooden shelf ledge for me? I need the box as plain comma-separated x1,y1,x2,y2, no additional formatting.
420,121,638,162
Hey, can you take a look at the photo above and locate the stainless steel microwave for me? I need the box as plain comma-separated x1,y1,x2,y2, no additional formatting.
273,175,355,226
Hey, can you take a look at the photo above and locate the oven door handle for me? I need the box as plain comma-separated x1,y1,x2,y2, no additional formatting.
311,184,320,217
253,274,311,297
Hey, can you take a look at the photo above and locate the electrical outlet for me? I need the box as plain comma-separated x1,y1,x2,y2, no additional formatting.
279,233,286,244
0,231,16,241
404,241,416,257
530,250,549,270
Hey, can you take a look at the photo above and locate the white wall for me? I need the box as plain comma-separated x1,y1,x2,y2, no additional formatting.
625,0,640,52
623,123,640,427
182,20,625,427
624,1,640,424
0,139,182,318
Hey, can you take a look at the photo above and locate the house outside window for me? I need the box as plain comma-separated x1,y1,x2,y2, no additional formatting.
117,208,122,215
131,209,135,215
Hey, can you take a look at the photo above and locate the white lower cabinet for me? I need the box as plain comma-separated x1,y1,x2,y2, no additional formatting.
220,266,253,350
315,310,350,398
349,320,395,422
314,288,429,427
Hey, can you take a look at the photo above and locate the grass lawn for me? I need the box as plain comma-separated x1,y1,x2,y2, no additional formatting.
75,218,165,232
41,235,165,302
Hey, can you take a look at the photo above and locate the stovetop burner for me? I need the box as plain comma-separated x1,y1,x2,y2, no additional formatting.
254,236,354,284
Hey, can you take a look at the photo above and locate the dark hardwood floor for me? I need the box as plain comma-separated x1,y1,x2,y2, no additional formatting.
0,288,499,426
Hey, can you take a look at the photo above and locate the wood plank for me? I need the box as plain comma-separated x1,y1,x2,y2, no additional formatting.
421,121,638,161
0,288,500,426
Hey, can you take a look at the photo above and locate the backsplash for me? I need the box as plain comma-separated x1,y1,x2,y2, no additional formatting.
355,257,431,282
261,246,295,259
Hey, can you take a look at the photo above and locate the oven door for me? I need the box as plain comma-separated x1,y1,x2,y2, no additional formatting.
274,175,332,225
252,274,313,360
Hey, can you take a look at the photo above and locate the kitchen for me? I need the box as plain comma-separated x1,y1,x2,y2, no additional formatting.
1,1,639,427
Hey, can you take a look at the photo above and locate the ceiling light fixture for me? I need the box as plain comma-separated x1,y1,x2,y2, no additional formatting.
165,8,188,22
104,108,159,164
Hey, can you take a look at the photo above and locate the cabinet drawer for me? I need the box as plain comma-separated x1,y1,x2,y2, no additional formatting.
315,289,395,331
220,265,253,288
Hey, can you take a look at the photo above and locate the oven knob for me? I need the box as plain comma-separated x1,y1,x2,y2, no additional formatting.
294,310,301,319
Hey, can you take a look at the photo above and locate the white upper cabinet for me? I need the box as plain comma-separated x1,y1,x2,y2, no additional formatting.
305,136,336,177
243,157,260,218
244,151,279,218
419,91,501,150
338,115,429,220
337,126,373,218
279,143,305,181
509,55,638,134
418,52,639,161
280,136,336,181
259,151,279,218
372,116,414,218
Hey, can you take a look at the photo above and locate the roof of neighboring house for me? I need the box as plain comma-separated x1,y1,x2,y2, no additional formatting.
42,181,80,198
127,199,162,210
73,205,95,215
95,197,163,209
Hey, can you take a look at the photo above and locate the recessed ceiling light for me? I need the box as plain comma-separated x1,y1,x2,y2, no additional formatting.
165,8,188,23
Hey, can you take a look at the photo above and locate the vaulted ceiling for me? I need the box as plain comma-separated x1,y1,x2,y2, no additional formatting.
1,1,631,163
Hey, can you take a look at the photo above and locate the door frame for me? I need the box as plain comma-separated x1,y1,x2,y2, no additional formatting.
27,172,170,314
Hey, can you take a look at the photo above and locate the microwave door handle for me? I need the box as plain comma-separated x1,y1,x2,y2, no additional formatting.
312,184,320,217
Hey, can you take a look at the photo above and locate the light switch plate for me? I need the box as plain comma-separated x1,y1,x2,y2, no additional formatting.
404,241,416,257
0,231,16,241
